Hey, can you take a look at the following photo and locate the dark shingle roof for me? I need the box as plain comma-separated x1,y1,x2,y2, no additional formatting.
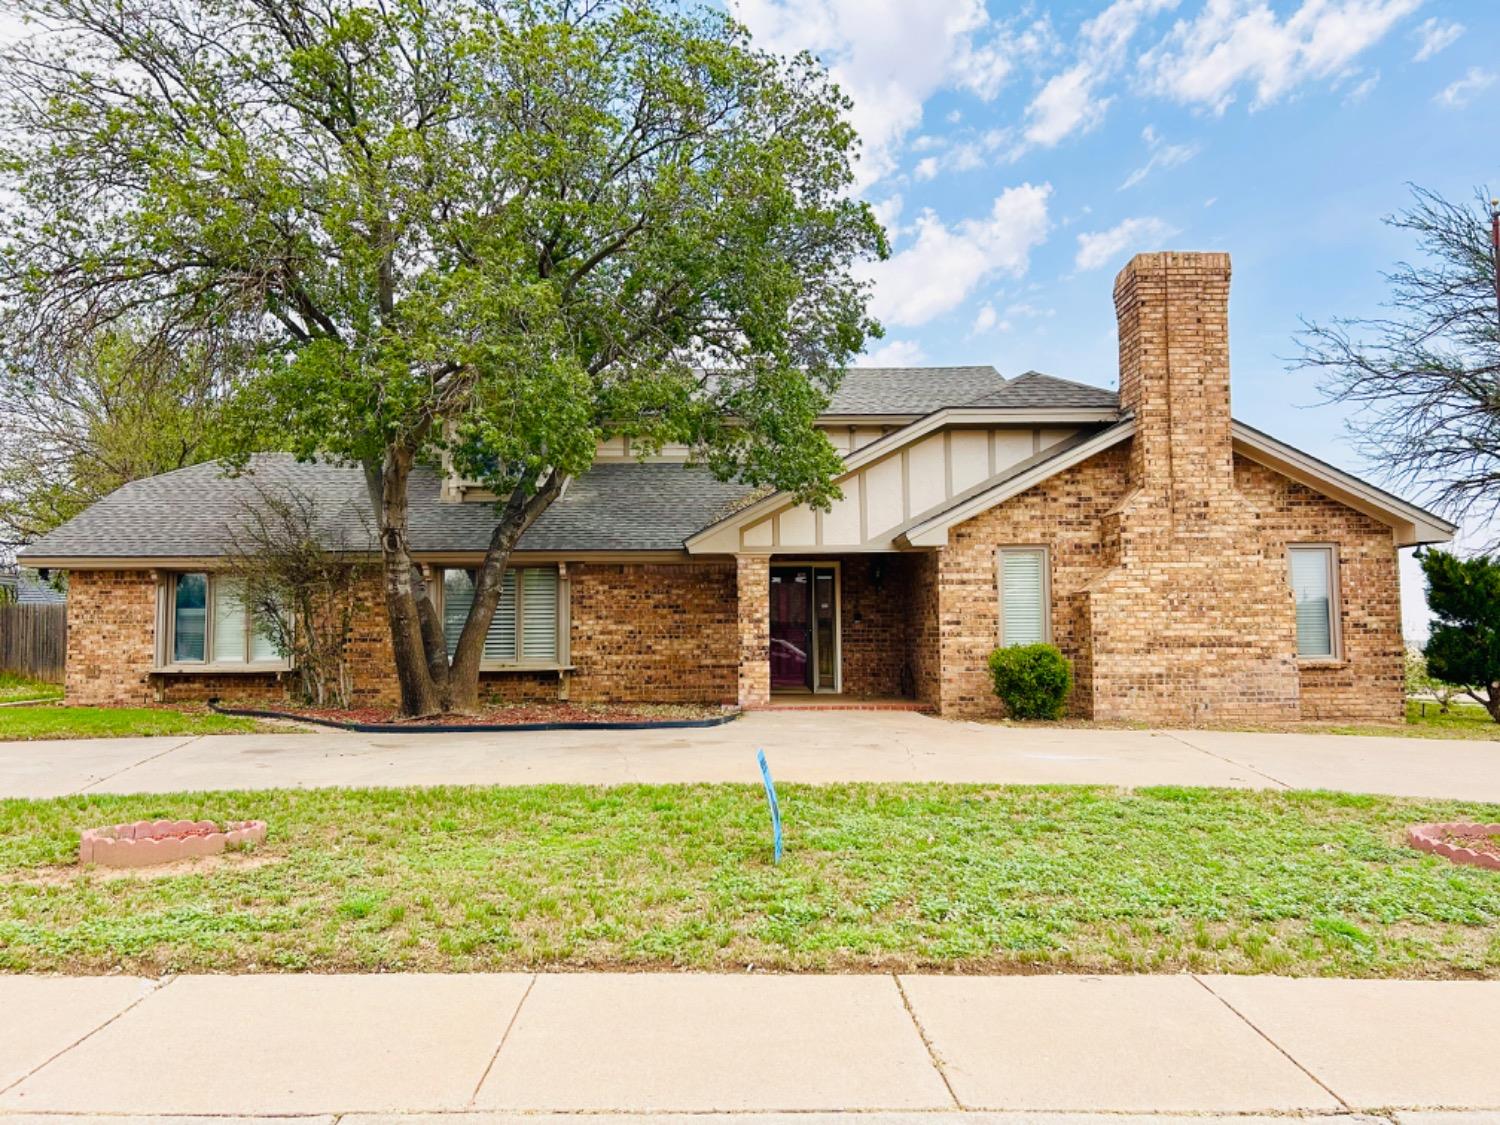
0,568,65,603
961,370,1118,410
17,367,1123,562
18,455,756,560
825,366,1008,414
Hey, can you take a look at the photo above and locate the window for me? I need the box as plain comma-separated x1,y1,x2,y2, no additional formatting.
1289,546,1338,659
440,566,561,665
166,573,285,667
997,547,1049,646
172,573,208,663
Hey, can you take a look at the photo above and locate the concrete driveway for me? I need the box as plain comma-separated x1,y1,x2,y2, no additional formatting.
3,710,1499,800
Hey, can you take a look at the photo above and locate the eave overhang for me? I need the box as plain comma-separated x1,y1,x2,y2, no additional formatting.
1230,421,1456,548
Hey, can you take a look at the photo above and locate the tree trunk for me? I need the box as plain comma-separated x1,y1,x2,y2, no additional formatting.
365,451,446,716
446,470,567,712
1484,683,1500,724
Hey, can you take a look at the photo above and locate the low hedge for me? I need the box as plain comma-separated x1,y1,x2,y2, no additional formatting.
987,643,1073,720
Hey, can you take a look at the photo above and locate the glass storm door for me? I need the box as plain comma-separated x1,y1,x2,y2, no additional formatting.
770,567,811,690
770,565,839,692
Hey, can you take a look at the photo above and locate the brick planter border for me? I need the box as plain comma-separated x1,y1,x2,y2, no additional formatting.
80,819,267,868
1406,822,1500,871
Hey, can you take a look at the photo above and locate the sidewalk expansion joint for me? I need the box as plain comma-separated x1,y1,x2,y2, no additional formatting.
468,971,538,1106
1191,973,1351,1111
0,974,176,1098
69,735,205,796
1160,730,1294,790
892,973,962,1110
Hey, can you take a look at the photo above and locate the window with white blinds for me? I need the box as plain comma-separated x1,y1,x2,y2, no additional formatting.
167,573,285,666
442,566,558,665
998,548,1049,647
1289,546,1337,658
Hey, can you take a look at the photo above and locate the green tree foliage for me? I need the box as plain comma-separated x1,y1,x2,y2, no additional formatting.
1420,549,1500,722
987,643,1074,721
0,329,228,552
0,0,886,714
1404,646,1469,713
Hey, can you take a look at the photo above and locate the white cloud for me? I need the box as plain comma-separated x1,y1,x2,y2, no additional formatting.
1139,0,1422,113
1119,125,1200,189
862,183,1053,328
1025,63,1112,147
913,156,941,181
869,193,904,233
1020,0,1178,151
732,0,1031,188
971,303,1000,335
1075,216,1178,272
862,338,928,366
1343,70,1379,104
1412,17,1463,62
1436,67,1497,109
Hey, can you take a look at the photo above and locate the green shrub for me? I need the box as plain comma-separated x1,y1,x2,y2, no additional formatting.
987,643,1073,720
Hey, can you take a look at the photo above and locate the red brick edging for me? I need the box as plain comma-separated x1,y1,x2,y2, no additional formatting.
1406,822,1500,871
79,819,267,868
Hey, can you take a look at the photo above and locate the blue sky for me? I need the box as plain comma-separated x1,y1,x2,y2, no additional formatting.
733,0,1497,636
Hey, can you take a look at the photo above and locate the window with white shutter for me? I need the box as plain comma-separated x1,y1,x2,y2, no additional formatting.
998,548,1049,647
442,566,556,665
1289,546,1338,659
520,567,559,661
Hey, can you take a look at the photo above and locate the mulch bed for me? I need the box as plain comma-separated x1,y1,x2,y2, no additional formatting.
212,700,741,733
1440,828,1500,857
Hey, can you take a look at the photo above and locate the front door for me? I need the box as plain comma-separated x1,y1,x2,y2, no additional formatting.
770,565,839,692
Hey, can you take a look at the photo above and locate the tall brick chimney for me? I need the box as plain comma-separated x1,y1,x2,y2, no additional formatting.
1112,251,1235,530
1082,250,1301,724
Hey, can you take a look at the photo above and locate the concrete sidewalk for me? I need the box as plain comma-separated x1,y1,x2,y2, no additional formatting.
0,972,1496,1120
4,709,1500,800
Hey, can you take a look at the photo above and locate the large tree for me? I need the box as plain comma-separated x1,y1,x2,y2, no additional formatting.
1419,549,1500,723
1297,186,1499,537
0,327,231,552
0,0,885,714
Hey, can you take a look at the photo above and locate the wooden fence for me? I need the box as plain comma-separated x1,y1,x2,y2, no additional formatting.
0,603,66,682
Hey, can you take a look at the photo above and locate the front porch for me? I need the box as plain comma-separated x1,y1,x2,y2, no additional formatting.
735,553,938,711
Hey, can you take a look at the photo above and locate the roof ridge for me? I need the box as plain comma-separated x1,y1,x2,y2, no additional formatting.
843,364,1002,372
1015,369,1114,393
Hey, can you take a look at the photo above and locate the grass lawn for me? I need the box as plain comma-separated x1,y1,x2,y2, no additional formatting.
1,783,1497,978
1305,701,1500,741
0,705,264,741
0,672,63,704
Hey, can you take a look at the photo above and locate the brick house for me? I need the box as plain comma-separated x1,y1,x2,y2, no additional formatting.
19,252,1455,722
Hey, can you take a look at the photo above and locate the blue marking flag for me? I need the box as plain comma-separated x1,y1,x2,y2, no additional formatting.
757,749,783,865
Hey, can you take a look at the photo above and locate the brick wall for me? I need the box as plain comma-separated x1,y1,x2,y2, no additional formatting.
933,445,1132,718
66,562,744,709
840,555,919,698
66,570,161,706
921,251,1402,723
1235,459,1403,721
569,561,738,703
735,555,770,707
930,446,1402,722
1083,252,1301,724
907,552,942,709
